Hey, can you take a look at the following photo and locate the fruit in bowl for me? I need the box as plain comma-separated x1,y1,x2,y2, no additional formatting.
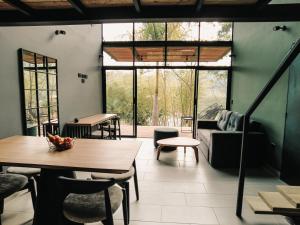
47,133,74,151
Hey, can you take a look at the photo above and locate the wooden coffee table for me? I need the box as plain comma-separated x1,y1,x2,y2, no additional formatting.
156,137,200,163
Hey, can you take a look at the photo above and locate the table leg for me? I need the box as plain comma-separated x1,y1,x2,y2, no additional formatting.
184,147,186,154
192,146,199,163
32,169,81,225
157,146,162,160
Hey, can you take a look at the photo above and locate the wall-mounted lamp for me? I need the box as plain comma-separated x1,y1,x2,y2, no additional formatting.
229,53,236,58
78,73,88,83
55,30,66,35
273,25,288,31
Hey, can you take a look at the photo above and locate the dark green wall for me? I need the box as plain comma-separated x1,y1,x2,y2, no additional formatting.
232,17,300,170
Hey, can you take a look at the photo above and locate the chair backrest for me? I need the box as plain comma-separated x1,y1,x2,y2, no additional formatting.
43,122,60,136
57,176,116,224
57,176,115,195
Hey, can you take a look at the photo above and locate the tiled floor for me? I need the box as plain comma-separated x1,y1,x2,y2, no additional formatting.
121,125,193,138
2,138,290,225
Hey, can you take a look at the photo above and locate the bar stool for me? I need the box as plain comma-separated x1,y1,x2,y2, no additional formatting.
105,116,121,140
92,121,112,139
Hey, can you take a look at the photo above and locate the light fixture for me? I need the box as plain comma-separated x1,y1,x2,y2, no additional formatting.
273,25,288,31
55,30,66,35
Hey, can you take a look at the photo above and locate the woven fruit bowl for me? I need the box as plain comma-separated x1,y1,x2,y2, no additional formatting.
47,133,74,151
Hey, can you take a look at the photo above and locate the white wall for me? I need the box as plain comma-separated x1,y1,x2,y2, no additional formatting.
0,24,102,138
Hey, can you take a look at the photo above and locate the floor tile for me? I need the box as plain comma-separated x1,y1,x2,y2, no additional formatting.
115,203,162,222
161,206,219,224
137,191,186,206
213,206,283,225
186,193,236,207
2,211,33,225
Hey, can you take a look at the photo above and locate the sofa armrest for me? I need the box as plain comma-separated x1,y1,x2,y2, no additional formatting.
197,120,218,129
209,131,266,168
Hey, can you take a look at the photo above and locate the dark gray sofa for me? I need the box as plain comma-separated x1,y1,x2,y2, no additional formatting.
197,110,266,168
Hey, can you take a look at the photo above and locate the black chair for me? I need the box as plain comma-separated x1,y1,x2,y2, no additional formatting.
103,116,121,140
42,121,60,136
0,173,28,225
91,160,139,225
6,167,40,209
91,121,113,139
57,176,123,225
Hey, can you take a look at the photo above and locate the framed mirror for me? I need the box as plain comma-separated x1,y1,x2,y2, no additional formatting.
18,49,60,136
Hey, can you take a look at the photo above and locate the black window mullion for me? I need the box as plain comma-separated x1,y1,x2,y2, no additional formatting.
34,53,41,136
133,69,137,137
193,69,199,138
164,22,167,67
54,59,59,123
226,69,232,110
102,68,107,113
133,23,135,67
46,57,51,126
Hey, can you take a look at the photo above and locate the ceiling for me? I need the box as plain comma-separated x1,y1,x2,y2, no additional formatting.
0,0,300,25
0,0,260,10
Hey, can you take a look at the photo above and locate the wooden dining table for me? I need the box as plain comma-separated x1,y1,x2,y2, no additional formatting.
64,113,117,138
0,135,141,225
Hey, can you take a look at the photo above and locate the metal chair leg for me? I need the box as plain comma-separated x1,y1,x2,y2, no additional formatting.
133,160,139,201
124,181,130,222
117,118,121,140
28,178,37,210
0,198,3,225
121,187,129,225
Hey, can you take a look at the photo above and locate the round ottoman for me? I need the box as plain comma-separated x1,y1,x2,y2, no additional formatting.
154,128,179,151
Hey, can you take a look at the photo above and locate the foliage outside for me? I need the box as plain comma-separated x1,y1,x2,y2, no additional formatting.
105,22,231,127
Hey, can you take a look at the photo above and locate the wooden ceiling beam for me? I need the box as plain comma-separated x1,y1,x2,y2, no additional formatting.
2,0,34,16
1,4,300,25
67,0,88,15
133,0,142,13
195,0,204,12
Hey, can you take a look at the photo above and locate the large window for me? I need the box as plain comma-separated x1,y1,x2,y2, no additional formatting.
101,22,232,137
102,22,232,67
197,70,228,120
19,49,59,136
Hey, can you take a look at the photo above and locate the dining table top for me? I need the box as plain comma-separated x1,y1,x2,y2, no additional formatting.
0,135,141,173
65,114,117,126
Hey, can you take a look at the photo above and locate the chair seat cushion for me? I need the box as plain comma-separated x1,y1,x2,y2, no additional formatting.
63,184,123,223
91,167,135,181
7,167,41,176
0,174,28,198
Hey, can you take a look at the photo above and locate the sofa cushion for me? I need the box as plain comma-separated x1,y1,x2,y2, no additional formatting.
217,110,232,131
226,112,244,131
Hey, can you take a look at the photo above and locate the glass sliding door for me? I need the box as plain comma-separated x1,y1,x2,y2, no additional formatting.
105,70,135,136
197,70,228,121
137,69,194,138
